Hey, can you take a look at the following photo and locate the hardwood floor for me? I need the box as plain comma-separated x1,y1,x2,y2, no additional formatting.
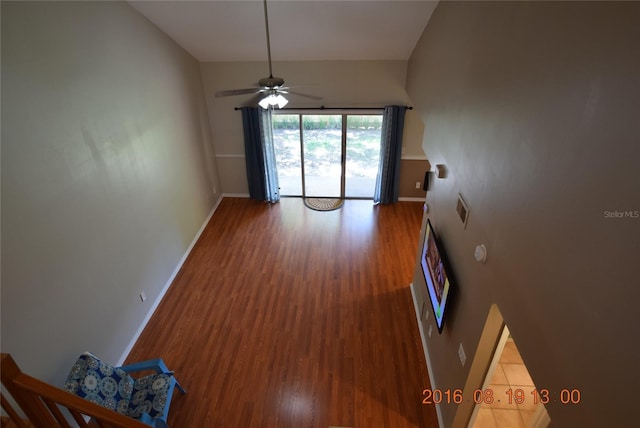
126,197,438,427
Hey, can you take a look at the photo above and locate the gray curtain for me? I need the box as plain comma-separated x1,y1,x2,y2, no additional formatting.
241,107,280,203
374,105,406,204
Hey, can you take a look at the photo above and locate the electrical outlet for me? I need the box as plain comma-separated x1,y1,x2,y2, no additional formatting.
139,291,146,303
458,343,466,366
415,181,421,189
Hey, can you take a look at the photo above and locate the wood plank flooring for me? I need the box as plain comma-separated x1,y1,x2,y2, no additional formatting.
126,198,438,427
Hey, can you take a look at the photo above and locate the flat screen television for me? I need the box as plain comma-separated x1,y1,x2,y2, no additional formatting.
420,219,453,333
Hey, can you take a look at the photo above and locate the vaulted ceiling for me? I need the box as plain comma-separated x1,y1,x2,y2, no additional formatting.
128,0,438,62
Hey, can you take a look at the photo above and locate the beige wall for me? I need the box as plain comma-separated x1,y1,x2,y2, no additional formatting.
200,60,425,194
407,1,639,427
399,159,430,199
1,1,219,384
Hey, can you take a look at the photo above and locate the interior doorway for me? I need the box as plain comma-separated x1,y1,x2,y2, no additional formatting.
272,113,382,199
469,325,550,428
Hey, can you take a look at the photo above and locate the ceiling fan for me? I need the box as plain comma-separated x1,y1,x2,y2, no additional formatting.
214,0,321,109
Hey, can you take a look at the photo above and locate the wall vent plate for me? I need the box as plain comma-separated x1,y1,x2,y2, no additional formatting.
456,193,469,228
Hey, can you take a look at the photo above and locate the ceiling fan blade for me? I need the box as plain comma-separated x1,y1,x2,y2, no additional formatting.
215,88,261,97
281,90,323,101
242,92,268,108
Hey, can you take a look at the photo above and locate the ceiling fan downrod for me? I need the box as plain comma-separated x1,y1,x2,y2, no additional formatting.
263,0,274,79
214,0,321,105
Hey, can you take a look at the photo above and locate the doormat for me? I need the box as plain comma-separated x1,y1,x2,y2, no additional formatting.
304,197,344,211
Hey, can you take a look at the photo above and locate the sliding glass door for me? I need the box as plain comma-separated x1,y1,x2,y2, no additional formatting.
345,115,382,198
272,115,303,196
302,115,342,197
273,112,382,199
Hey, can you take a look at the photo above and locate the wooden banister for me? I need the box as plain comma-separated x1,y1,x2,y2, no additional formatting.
1,393,32,427
1,353,148,428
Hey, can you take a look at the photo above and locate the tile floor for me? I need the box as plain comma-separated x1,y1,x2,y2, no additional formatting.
472,338,541,428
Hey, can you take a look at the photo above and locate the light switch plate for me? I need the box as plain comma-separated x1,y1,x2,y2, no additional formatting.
458,343,466,366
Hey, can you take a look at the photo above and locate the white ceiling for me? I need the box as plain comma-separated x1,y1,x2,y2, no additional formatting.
128,0,438,62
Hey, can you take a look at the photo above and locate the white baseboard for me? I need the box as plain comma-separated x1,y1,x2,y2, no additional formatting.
117,194,224,365
399,197,426,202
410,282,444,428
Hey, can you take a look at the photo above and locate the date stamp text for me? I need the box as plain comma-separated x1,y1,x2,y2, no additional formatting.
422,388,581,405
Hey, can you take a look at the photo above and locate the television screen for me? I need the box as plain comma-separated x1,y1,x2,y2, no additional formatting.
420,219,452,333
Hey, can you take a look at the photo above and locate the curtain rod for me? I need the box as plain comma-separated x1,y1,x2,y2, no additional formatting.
234,106,413,111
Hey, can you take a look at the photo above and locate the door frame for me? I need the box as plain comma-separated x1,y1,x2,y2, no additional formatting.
458,305,551,428
273,110,382,199
466,324,511,426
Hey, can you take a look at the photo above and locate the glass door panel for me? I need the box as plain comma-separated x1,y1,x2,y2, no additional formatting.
302,115,343,197
345,115,382,198
273,114,302,196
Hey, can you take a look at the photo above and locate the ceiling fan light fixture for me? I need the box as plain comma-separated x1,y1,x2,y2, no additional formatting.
259,93,288,109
